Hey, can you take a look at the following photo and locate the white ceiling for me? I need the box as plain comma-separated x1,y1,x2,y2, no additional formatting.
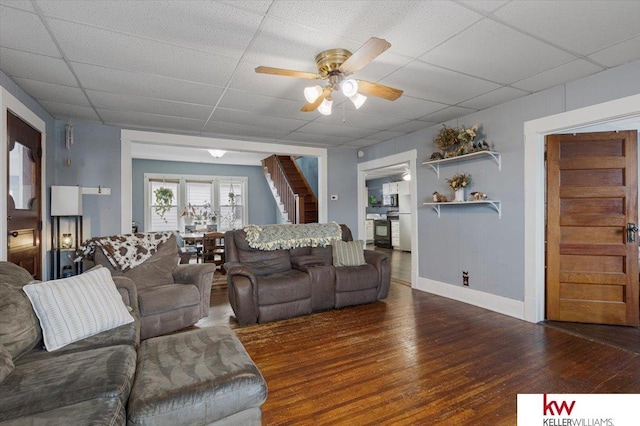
1,0,640,152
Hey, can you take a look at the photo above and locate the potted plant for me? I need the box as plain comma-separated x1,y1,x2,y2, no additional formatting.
447,173,471,202
153,186,174,223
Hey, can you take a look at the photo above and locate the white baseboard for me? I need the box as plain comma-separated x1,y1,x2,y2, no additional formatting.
415,277,526,321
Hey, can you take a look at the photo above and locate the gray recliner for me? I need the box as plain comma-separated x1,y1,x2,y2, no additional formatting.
91,234,216,339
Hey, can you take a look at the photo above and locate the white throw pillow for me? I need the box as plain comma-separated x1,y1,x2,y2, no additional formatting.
332,240,367,267
23,266,134,351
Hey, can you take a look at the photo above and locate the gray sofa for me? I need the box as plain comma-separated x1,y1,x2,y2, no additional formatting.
224,224,391,325
0,261,267,425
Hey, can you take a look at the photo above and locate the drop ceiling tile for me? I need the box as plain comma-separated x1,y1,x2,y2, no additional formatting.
87,90,213,120
458,1,510,13
210,108,308,132
493,1,640,56
387,120,435,134
0,1,35,12
243,17,345,71
99,109,206,133
13,78,89,106
420,106,477,124
72,62,224,105
0,48,77,86
39,100,100,121
218,1,272,14
512,60,603,93
358,95,449,121
0,6,60,57
589,36,640,68
266,1,482,58
313,108,410,132
230,61,311,102
282,131,353,147
458,86,529,110
364,130,406,142
217,89,310,120
203,121,290,140
37,1,264,60
381,61,501,104
47,19,239,86
420,19,576,84
296,121,375,139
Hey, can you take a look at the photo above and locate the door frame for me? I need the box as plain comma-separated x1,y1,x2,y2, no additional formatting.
1,88,47,267
357,149,418,288
524,93,640,323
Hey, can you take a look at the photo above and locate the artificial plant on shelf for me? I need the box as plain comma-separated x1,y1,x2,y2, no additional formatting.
447,173,471,202
429,123,488,160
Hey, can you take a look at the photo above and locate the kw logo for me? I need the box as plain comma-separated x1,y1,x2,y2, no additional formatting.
543,394,576,416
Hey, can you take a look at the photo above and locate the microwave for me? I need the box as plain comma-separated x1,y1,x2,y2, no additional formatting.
383,194,398,207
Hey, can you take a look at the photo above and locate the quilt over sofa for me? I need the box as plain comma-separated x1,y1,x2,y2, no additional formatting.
224,223,391,325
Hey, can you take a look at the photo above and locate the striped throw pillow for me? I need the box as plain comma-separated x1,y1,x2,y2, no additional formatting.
332,240,366,267
23,266,134,351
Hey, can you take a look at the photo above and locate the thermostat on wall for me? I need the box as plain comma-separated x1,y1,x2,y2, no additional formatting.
330,195,339,200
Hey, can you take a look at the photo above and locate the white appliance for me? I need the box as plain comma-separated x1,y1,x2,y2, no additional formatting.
398,194,411,251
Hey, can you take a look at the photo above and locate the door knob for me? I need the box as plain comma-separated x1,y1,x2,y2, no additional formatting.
627,223,638,243
8,231,18,238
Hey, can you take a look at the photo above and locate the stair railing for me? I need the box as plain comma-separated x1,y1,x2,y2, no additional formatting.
263,156,303,224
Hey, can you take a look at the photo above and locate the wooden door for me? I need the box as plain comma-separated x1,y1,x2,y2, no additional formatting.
546,131,639,326
6,110,42,279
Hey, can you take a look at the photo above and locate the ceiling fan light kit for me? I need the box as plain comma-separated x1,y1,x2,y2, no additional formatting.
255,37,403,115
318,98,333,116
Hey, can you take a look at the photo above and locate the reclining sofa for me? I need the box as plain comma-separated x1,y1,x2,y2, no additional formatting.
224,224,391,325
0,261,267,425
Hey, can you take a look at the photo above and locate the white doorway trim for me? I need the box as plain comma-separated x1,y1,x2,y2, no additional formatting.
0,88,47,270
120,129,328,234
523,93,640,323
357,149,418,287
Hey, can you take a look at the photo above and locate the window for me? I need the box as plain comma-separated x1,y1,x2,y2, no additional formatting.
144,174,247,232
149,179,179,231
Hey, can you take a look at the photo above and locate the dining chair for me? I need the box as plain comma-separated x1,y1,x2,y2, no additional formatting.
201,232,226,274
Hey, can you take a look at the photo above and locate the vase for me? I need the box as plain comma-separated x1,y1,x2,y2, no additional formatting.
454,188,465,202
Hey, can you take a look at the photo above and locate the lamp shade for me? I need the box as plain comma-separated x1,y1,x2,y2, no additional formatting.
318,98,333,115
51,186,83,216
349,93,367,109
341,79,358,97
304,85,323,103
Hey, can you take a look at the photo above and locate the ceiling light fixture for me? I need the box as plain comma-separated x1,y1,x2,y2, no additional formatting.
349,92,367,109
402,172,411,181
304,85,323,103
207,149,227,158
341,79,358,97
318,97,333,115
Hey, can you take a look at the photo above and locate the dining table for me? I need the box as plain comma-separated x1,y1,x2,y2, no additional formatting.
179,232,204,263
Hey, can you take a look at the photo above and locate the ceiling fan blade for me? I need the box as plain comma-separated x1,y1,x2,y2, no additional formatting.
356,80,403,101
339,37,391,75
301,88,331,112
255,66,318,80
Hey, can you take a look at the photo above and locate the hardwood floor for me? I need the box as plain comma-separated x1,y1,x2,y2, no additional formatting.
197,281,640,425
367,244,411,284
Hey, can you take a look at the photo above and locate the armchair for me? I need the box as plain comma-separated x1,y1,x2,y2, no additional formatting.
87,234,216,339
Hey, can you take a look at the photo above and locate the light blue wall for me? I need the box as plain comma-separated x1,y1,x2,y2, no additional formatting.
295,156,318,196
359,59,640,302
51,121,122,238
327,147,358,232
132,159,278,231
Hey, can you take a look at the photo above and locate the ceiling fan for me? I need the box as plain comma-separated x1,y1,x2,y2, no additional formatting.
255,37,403,115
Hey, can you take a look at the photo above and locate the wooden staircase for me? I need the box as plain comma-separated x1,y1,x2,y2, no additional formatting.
262,155,318,224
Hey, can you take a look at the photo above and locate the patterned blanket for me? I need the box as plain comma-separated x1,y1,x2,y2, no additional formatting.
244,222,342,251
76,231,176,271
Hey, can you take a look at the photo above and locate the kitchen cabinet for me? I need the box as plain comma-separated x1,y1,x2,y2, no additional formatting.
366,219,374,243
382,182,400,195
396,180,410,195
391,220,400,248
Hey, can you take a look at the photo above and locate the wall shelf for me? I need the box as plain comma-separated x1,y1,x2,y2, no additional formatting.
423,200,502,218
422,151,501,178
